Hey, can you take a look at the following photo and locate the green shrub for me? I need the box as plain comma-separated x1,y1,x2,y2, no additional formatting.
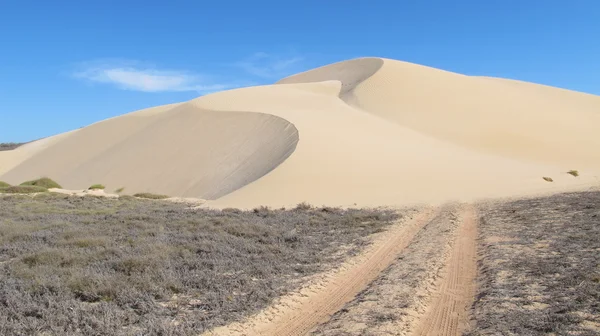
20,177,61,189
0,181,10,188
0,185,48,194
543,177,554,182
88,184,105,190
133,193,169,200
567,170,579,177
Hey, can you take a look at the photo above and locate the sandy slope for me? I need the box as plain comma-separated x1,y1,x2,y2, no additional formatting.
1,103,298,199
2,57,599,207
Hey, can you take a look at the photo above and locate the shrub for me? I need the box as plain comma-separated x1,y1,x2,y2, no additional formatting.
20,177,61,189
115,187,125,193
0,142,25,151
88,184,105,190
0,185,48,194
0,181,10,188
133,192,169,200
567,170,579,177
543,177,553,182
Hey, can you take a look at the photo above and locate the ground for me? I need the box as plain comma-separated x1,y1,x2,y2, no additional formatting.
0,193,401,336
1,190,598,336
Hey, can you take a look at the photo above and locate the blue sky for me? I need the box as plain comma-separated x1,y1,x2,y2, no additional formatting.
1,1,598,142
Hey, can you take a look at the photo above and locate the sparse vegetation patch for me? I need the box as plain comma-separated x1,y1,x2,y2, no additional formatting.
0,181,10,188
0,142,25,151
0,185,48,194
20,177,62,189
0,194,401,335
469,191,600,335
133,192,170,199
542,176,553,182
567,170,579,177
88,184,105,190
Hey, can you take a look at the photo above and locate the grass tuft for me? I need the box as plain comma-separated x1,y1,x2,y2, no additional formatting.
133,192,169,200
88,184,105,190
567,170,579,177
542,176,553,182
0,185,48,194
0,181,11,188
20,177,62,189
115,187,125,193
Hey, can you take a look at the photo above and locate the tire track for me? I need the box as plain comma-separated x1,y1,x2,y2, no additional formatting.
412,205,478,336
204,207,437,336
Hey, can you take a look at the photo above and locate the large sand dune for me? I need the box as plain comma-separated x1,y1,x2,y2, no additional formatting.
2,58,599,207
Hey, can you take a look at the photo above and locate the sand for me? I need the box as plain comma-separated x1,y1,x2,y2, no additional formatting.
2,57,599,207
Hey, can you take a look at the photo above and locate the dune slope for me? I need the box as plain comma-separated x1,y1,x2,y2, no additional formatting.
1,105,298,199
282,58,600,169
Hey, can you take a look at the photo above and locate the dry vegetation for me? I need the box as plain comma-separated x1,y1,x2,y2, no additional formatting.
470,191,600,335
0,185,48,194
133,192,169,200
0,193,400,335
0,143,25,151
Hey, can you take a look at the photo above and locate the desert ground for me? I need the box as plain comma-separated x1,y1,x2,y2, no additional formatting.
1,57,599,335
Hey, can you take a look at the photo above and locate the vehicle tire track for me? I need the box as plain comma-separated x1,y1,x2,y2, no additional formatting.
204,207,437,336
412,205,478,336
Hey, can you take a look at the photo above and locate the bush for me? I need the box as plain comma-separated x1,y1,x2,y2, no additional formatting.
88,184,105,190
133,192,169,200
20,177,62,189
115,187,125,193
0,181,10,188
0,185,48,194
567,170,579,177
543,177,553,182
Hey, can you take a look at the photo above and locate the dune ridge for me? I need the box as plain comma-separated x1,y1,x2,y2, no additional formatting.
2,57,599,207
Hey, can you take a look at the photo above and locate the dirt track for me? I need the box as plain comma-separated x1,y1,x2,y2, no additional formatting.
206,205,478,336
413,205,478,336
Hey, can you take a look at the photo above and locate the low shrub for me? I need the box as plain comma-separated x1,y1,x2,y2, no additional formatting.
20,177,62,189
133,192,169,200
88,184,105,190
0,181,10,188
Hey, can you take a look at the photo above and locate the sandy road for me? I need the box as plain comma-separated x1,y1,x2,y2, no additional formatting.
204,208,437,336
412,205,478,336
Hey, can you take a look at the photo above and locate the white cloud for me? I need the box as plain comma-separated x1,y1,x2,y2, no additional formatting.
73,61,237,93
235,52,304,79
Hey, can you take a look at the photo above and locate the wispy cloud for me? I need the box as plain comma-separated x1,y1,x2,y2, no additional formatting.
73,52,306,93
234,52,304,79
73,60,238,94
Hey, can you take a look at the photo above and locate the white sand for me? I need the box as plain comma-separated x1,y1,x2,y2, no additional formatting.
2,58,599,208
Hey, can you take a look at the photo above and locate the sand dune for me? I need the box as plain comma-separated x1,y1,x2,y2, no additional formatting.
1,104,298,199
2,57,599,207
281,58,600,168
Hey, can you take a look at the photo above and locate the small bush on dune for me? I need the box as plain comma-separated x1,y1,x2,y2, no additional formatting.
0,181,10,188
543,177,554,182
0,185,48,194
20,177,61,189
567,170,579,177
88,184,105,190
133,192,169,200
